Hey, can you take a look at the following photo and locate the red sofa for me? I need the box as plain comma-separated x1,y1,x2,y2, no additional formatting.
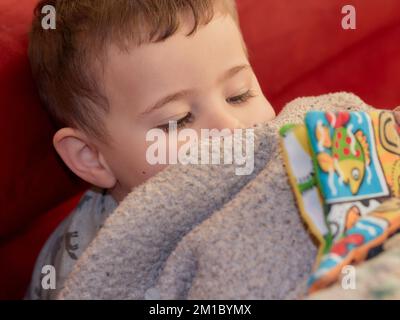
1,0,400,300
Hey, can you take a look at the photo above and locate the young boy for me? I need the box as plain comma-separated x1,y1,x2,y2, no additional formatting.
26,0,276,299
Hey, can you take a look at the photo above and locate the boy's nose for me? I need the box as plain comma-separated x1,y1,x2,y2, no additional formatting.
203,109,245,131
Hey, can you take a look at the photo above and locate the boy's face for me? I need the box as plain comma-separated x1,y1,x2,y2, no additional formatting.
96,12,275,201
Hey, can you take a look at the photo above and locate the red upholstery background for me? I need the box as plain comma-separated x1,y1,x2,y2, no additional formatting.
1,0,400,299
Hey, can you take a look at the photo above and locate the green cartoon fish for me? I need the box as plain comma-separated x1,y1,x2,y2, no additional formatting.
316,112,370,195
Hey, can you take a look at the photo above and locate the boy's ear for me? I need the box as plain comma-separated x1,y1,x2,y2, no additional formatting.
53,128,117,188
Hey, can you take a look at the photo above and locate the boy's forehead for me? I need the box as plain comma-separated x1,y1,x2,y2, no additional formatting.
102,14,248,115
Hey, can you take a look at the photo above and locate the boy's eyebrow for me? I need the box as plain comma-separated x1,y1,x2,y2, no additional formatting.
217,64,251,84
140,64,251,116
140,89,193,116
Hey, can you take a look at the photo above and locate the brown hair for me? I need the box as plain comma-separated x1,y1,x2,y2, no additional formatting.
29,0,239,141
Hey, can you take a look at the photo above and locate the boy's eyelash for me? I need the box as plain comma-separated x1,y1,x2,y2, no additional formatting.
156,90,256,133
226,89,256,105
157,112,193,133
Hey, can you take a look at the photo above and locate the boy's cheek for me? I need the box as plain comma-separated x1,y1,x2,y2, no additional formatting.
260,96,276,121
122,148,169,187
140,163,168,180
248,99,275,125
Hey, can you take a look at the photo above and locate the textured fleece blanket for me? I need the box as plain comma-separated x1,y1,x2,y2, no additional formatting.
58,92,373,300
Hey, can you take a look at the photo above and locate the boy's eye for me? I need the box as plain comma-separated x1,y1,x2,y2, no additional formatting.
157,112,193,133
226,89,256,105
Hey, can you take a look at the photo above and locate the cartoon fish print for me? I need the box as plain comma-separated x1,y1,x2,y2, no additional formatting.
316,111,371,195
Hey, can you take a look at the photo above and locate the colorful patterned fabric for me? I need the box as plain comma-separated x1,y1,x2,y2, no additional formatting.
280,110,400,294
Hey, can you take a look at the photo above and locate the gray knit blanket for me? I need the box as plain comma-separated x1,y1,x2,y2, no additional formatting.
58,93,372,300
